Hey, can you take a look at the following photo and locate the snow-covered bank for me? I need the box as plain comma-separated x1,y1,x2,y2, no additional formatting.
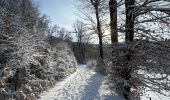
139,70,170,100
0,34,77,100
39,65,125,100
141,90,170,100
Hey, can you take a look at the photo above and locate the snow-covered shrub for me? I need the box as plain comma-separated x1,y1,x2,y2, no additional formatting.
0,31,77,100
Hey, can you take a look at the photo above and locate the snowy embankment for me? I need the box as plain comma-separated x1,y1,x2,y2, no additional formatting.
39,65,125,100
0,35,77,100
139,71,170,100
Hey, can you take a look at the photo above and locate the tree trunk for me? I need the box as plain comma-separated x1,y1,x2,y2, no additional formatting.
81,44,86,64
109,0,118,65
125,0,135,42
98,35,103,59
79,41,85,64
95,7,104,60
124,0,135,99
109,0,118,43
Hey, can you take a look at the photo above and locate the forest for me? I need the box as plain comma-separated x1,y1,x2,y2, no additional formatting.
0,0,170,100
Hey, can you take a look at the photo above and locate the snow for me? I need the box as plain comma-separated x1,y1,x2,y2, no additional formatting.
141,90,170,100
39,65,125,100
138,70,170,100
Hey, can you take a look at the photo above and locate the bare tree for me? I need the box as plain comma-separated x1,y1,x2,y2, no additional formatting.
73,20,87,63
90,0,104,59
76,0,109,60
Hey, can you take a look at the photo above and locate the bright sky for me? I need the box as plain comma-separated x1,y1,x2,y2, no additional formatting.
33,0,77,30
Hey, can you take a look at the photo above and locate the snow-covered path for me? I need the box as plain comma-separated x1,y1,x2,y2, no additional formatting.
39,65,125,100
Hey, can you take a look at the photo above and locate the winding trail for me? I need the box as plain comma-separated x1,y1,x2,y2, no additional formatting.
39,65,125,100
